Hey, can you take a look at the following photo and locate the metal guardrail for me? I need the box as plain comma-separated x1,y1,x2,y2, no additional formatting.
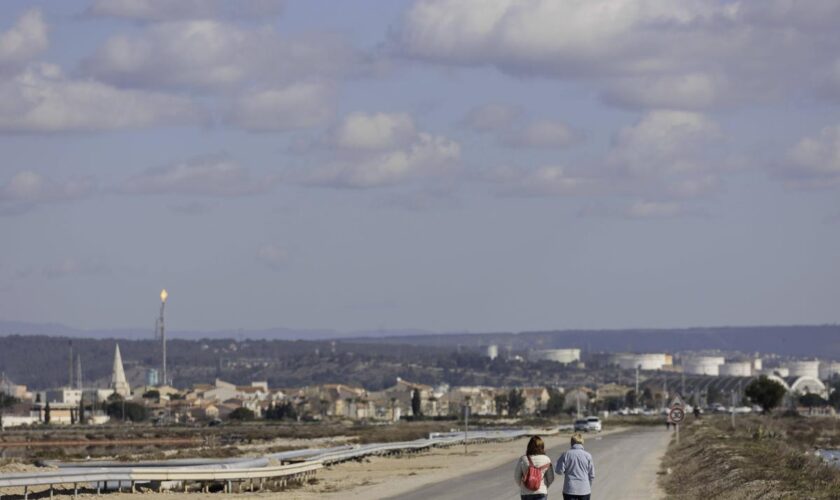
0,426,561,495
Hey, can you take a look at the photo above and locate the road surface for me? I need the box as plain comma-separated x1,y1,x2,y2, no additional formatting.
393,426,670,500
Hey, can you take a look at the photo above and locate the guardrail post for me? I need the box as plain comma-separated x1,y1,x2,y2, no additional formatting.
50,485,54,499
130,481,135,493
73,483,78,499
96,482,101,495
23,485,28,500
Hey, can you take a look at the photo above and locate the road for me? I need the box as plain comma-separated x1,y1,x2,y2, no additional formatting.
393,426,670,500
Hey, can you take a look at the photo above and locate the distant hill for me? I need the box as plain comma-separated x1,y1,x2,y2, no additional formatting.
349,325,840,359
2,320,839,359
0,320,435,341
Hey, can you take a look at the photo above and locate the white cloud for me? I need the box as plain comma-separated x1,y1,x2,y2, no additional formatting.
782,125,840,188
502,120,578,149
87,0,284,21
480,111,724,205
608,110,721,178
0,64,201,132
331,112,417,150
256,244,288,269
0,9,48,70
226,83,334,132
397,0,840,108
300,132,460,189
461,103,520,132
0,170,96,215
84,20,374,90
122,154,270,196
625,200,686,219
487,165,594,197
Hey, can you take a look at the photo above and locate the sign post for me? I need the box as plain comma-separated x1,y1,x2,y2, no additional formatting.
669,394,686,445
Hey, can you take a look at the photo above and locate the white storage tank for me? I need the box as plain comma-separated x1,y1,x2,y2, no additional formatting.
683,356,725,376
719,361,752,377
785,360,819,379
530,348,581,364
610,353,669,371
819,361,840,380
752,358,762,372
485,345,498,360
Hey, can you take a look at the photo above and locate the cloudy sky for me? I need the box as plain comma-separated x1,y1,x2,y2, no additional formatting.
2,0,839,334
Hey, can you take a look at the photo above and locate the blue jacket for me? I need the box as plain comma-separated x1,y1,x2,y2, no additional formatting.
555,444,595,495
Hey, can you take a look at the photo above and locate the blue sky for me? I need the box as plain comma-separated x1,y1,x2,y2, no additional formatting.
1,0,839,333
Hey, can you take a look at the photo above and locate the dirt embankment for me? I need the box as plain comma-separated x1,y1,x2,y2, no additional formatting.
660,415,840,499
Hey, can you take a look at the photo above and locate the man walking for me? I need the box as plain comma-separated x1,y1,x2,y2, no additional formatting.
555,433,595,500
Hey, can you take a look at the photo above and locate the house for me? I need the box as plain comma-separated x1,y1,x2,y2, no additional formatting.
447,386,498,416
521,387,551,415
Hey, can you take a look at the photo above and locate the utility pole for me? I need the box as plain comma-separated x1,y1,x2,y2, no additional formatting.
68,341,74,388
635,365,640,402
464,396,471,455
730,389,736,428
159,289,168,387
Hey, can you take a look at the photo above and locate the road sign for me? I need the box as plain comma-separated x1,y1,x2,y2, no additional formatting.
669,407,685,423
669,394,686,409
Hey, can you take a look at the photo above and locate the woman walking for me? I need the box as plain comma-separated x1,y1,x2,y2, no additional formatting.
555,433,595,500
514,435,555,500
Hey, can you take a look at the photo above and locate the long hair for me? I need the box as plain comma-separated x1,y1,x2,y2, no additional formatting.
526,435,545,456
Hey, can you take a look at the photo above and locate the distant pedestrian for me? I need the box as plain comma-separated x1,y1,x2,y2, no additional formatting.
555,433,594,500
514,435,555,500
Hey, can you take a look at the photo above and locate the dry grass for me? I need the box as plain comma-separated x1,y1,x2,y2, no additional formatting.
661,415,840,499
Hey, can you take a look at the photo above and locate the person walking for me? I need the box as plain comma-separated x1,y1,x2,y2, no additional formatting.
514,435,555,500
555,433,595,500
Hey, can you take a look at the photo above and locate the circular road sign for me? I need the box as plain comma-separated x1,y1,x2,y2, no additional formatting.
669,407,685,423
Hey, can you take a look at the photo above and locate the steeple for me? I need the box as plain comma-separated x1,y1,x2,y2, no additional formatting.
111,344,131,397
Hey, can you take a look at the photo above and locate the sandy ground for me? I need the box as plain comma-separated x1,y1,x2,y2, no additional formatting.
82,428,625,500
1,427,665,499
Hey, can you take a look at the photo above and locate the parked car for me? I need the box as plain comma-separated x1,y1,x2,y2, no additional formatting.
585,416,602,432
574,419,589,432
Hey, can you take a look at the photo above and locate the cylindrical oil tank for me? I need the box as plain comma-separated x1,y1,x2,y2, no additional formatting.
485,345,498,360
530,348,581,364
819,361,840,380
610,353,669,371
683,356,725,376
785,360,819,379
719,361,752,377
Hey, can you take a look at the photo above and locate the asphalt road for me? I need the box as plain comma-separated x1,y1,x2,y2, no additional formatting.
393,426,671,500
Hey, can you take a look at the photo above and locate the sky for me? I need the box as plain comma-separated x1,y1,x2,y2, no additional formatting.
1,0,839,334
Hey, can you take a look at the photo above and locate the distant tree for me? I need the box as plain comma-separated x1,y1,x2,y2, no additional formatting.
745,376,787,414
545,388,565,416
142,390,160,400
799,392,827,409
625,390,637,408
78,398,86,424
829,380,840,411
105,400,147,422
508,389,525,416
411,389,423,417
44,401,51,424
494,394,508,416
0,394,19,409
228,407,255,421
265,402,297,420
